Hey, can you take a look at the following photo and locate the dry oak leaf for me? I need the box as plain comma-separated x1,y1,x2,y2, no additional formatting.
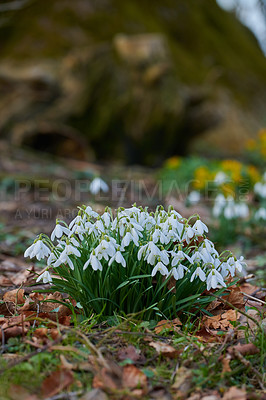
117,345,145,363
154,318,182,334
228,342,259,356
149,341,180,358
240,283,259,296
203,310,239,330
0,315,30,341
8,384,39,400
172,366,193,396
122,364,148,390
221,354,232,375
3,288,25,304
195,327,222,343
41,367,74,398
226,286,244,310
93,361,123,391
222,386,247,400
11,266,35,286
93,362,148,396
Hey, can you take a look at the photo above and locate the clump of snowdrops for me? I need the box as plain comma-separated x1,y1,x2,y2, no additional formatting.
24,205,244,319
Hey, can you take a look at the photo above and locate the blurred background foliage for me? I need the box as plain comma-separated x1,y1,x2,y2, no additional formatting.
0,0,265,165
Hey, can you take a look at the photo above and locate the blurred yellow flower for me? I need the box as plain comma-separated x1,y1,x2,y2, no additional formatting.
165,156,181,169
221,159,242,183
245,138,256,151
247,165,260,183
221,182,235,197
194,166,213,190
258,129,266,142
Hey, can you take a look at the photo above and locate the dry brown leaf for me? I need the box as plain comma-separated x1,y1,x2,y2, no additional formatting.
0,326,24,342
8,384,39,400
154,318,182,334
226,286,244,310
93,361,147,395
0,276,13,286
0,314,30,341
3,288,25,304
122,364,148,390
11,266,35,286
203,310,239,331
93,361,123,391
222,386,247,400
80,389,108,400
221,354,232,375
41,368,74,398
172,366,192,396
240,283,259,295
149,341,180,358
195,327,222,343
0,301,14,316
117,345,145,363
228,343,260,356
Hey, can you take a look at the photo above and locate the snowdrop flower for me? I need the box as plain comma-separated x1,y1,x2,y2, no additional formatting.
235,203,249,218
36,270,52,284
171,250,191,266
235,256,246,273
108,249,126,268
199,247,214,264
190,267,206,282
152,228,169,244
151,261,169,277
53,253,75,270
51,223,70,241
207,269,226,290
193,219,208,235
254,182,266,198
224,203,235,219
47,252,56,266
24,239,50,260
90,177,109,195
83,251,103,271
146,242,161,265
137,243,149,260
85,205,99,218
95,238,117,260
121,231,138,248
69,215,84,230
171,263,188,280
64,244,81,257
184,226,195,243
190,251,203,264
254,207,266,220
187,191,200,205
214,171,228,185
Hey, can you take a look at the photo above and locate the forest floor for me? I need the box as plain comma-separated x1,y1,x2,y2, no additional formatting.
0,141,265,400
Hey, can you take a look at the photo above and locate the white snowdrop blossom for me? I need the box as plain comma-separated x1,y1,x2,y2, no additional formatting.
190,266,206,282
213,195,249,220
109,249,126,268
36,270,52,284
151,261,169,277
187,191,200,205
254,181,266,198
25,204,243,294
193,219,208,235
254,207,266,221
90,177,109,195
51,223,70,241
207,269,226,290
214,171,228,185
24,239,50,260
